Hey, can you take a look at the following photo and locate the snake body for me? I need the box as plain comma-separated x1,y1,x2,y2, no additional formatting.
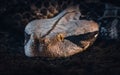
80,3,120,40
24,1,120,58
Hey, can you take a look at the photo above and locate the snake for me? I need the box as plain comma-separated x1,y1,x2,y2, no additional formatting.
23,0,120,58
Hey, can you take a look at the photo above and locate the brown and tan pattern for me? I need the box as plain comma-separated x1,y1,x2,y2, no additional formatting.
30,0,77,19
24,5,99,57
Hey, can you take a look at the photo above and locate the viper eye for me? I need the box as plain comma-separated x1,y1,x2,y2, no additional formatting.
24,32,30,45
56,33,64,42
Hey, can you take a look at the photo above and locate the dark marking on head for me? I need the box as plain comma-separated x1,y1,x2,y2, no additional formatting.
65,31,98,46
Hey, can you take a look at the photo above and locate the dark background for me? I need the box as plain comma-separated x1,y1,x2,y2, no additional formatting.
0,0,120,75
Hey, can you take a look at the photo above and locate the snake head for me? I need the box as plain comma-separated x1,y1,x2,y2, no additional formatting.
24,20,99,58
24,5,99,58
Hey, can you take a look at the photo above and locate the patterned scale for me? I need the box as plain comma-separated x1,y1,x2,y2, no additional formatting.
28,1,120,40
15,0,120,57
6,0,120,41
79,3,120,40
23,0,120,57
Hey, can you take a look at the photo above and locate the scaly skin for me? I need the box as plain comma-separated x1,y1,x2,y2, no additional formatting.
24,5,99,58
24,1,120,58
